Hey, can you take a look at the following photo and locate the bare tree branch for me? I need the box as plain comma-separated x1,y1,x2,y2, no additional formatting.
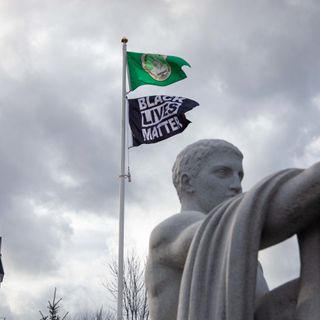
104,252,149,320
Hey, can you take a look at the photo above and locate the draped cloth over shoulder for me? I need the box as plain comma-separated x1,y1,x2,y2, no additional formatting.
177,169,302,320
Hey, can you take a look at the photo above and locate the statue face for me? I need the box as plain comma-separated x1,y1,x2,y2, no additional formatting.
192,152,243,213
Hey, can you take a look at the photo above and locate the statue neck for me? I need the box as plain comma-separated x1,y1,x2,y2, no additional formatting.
180,199,207,214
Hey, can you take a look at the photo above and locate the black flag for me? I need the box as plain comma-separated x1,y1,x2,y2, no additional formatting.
128,95,199,146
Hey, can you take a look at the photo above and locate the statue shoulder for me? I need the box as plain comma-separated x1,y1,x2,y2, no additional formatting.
149,212,204,251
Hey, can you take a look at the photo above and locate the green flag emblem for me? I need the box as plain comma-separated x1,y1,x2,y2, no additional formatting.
142,54,171,81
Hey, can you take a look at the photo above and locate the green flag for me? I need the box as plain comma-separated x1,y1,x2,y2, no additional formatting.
127,51,191,91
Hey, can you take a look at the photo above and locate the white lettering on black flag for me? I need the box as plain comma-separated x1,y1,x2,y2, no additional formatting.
128,95,199,146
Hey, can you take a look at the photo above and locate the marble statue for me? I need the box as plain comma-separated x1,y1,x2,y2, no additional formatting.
145,139,320,320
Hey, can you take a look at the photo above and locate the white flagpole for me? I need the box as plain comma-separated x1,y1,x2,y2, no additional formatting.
117,37,128,320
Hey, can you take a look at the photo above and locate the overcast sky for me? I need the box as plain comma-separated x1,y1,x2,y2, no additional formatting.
1,0,320,318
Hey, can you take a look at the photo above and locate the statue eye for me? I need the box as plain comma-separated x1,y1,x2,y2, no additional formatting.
214,168,230,177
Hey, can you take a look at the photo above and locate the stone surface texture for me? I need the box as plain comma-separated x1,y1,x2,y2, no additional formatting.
145,139,320,320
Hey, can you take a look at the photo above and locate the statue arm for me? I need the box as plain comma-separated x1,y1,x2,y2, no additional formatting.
260,162,320,249
167,221,202,270
149,213,203,270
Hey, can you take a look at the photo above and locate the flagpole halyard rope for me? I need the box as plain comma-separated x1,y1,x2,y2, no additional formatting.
125,96,132,183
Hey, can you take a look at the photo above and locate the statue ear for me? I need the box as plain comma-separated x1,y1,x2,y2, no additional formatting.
181,173,194,194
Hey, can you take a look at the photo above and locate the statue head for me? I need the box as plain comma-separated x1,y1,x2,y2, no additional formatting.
172,139,244,213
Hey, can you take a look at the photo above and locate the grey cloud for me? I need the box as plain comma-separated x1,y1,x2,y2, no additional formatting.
1,0,320,318
0,196,72,274
259,237,300,289
0,293,14,318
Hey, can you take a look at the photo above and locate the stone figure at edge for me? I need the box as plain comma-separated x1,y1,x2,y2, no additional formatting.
145,139,320,320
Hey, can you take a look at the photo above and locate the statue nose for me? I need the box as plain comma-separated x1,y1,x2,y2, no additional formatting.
230,176,242,194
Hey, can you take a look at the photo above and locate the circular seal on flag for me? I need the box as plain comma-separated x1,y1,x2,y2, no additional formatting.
141,54,171,81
